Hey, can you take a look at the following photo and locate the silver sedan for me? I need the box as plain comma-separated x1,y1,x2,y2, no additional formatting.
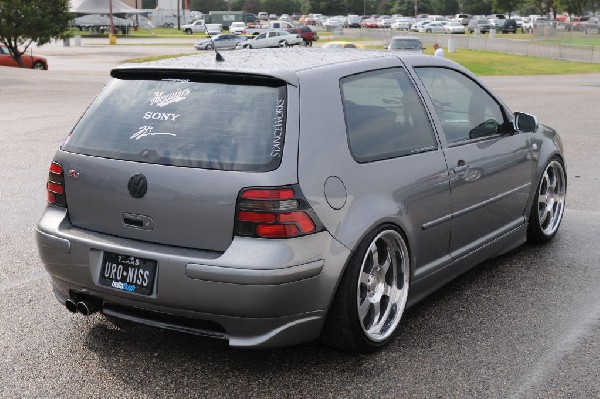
193,34,246,50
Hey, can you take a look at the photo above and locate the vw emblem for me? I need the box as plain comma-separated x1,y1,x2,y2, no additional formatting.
128,174,148,198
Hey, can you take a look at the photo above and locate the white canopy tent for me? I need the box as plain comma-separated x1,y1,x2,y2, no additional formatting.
70,0,148,18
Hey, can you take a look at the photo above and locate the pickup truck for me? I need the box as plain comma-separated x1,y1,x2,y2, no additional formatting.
182,20,205,34
236,30,303,49
241,21,295,36
182,20,222,35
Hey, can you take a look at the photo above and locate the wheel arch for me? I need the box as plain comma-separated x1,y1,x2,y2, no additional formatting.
524,125,567,223
327,215,416,304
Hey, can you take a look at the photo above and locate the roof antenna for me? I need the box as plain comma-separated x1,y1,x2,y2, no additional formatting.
204,24,224,62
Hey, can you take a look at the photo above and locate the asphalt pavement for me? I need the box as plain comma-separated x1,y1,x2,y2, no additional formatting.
0,40,598,398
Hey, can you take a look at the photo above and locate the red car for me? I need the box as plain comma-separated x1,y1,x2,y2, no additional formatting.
0,44,48,70
361,19,380,28
285,27,319,46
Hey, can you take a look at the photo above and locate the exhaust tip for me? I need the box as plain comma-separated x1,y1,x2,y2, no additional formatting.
65,298,78,313
76,300,99,316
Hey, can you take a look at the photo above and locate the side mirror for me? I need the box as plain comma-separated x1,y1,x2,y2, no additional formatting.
513,112,538,133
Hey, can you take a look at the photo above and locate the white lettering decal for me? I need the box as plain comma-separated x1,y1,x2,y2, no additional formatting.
150,89,191,107
271,99,285,158
142,112,181,121
104,262,112,278
130,125,177,141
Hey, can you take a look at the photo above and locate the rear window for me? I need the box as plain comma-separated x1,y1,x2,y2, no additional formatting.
62,78,287,172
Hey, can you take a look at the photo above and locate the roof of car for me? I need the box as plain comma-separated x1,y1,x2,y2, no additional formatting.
112,48,403,86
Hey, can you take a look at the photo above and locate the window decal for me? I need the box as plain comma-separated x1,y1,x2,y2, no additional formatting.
130,125,176,140
150,89,191,107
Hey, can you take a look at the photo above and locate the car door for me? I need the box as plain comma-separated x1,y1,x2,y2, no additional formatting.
414,67,533,259
0,46,19,67
333,67,452,274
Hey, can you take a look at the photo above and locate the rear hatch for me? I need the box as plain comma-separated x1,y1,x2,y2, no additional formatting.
58,71,295,252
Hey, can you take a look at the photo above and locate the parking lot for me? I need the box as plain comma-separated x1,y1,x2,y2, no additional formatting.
0,42,599,398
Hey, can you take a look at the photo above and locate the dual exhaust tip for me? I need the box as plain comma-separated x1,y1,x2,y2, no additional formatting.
65,297,100,316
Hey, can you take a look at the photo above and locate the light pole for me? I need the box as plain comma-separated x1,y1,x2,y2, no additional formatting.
177,0,181,30
109,0,114,34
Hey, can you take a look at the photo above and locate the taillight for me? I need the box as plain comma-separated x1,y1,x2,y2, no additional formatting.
47,161,66,207
235,186,322,239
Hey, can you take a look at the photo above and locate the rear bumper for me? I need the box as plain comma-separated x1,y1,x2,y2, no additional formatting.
36,206,351,348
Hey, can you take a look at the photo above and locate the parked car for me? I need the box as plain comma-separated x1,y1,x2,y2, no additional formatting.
379,17,393,28
193,34,246,50
346,14,362,28
418,21,446,33
236,30,302,48
0,44,48,70
322,41,365,49
444,21,466,34
387,36,424,53
411,20,430,31
468,18,495,33
285,26,319,46
391,17,413,30
361,18,379,28
584,17,600,34
37,48,566,353
500,18,518,33
228,22,247,34
205,23,222,35
181,19,205,34
454,13,471,25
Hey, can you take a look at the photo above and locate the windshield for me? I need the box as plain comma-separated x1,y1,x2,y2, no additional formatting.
390,39,421,50
62,78,287,172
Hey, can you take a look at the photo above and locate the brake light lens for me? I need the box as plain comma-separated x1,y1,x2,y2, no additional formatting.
235,186,322,239
47,161,67,207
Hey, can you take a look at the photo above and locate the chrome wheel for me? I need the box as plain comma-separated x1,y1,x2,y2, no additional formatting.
356,230,409,342
536,160,566,236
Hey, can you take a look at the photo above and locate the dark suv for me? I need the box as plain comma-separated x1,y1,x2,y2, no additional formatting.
285,26,319,46
501,18,518,33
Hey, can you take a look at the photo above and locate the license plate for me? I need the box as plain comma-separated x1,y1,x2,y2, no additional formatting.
99,252,157,295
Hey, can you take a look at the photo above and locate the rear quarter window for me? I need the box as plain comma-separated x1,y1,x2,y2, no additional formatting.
341,68,437,163
62,78,287,172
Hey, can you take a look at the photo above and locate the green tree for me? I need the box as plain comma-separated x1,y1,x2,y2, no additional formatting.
0,0,71,68
463,0,493,14
241,0,260,13
189,0,230,12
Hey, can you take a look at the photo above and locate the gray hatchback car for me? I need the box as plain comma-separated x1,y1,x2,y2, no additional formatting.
37,48,566,352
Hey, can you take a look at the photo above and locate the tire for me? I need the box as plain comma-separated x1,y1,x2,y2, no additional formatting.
243,44,252,49
32,61,45,70
279,40,288,48
426,29,432,33
527,157,566,243
320,226,410,353
206,43,214,50
185,29,192,35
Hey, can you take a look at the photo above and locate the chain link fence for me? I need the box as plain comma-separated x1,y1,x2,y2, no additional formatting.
349,28,600,64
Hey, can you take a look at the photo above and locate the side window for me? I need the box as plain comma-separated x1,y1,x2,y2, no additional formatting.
415,67,510,145
341,68,437,163
257,33,266,39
